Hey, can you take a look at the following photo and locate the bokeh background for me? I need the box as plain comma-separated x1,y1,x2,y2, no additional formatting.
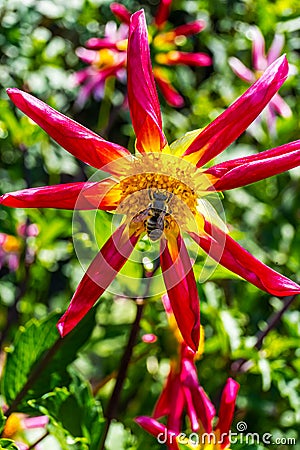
0,0,300,449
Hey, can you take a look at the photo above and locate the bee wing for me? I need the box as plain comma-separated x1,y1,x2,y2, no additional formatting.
131,208,150,224
156,211,166,228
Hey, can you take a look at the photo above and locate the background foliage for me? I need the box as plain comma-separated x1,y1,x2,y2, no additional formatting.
0,0,300,449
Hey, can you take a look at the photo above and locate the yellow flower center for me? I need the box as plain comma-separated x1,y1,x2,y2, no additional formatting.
119,173,197,213
95,49,117,69
153,31,176,49
116,39,128,52
156,50,179,65
118,173,195,240
255,69,264,80
110,153,214,240
2,235,21,253
2,413,22,438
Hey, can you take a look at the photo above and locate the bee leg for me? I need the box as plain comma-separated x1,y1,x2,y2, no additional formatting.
166,192,173,202
148,187,154,201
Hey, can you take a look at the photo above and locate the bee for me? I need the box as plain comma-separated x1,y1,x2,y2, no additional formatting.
132,189,173,241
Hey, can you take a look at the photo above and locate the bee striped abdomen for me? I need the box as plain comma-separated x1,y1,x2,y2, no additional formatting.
146,210,165,241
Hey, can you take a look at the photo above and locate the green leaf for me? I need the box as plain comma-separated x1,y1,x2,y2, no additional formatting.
104,420,137,450
0,408,5,435
221,310,241,352
30,309,96,405
0,439,19,450
2,313,59,407
31,387,89,450
105,422,131,450
1,310,96,411
30,369,104,450
258,357,272,392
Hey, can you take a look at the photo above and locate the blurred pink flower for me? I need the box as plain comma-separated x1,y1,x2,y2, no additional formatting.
0,223,39,272
154,343,213,433
137,348,239,449
0,233,22,271
2,412,48,449
17,223,39,238
73,21,128,108
93,1,212,107
136,296,239,448
229,26,292,133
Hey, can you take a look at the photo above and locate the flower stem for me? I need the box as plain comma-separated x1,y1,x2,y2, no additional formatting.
231,294,298,374
255,293,298,350
98,261,160,450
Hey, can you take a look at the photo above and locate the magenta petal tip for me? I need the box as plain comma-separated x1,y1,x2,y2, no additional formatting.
56,320,65,338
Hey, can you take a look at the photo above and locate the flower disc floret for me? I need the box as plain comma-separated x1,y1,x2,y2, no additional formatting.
119,173,197,214
105,152,216,239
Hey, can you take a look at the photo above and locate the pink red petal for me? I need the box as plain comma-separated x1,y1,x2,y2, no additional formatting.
267,34,285,65
251,26,266,71
76,47,126,67
110,3,131,25
266,103,277,135
76,179,123,210
76,47,101,64
86,38,120,50
196,385,216,432
57,224,140,337
72,67,90,85
215,378,239,448
127,11,167,153
182,386,200,432
0,180,120,210
135,417,179,450
0,182,98,210
73,63,126,110
228,57,255,83
155,0,172,28
173,20,206,37
22,416,49,429
160,234,200,352
190,221,300,297
153,367,177,419
270,93,292,117
179,383,215,434
13,443,28,450
157,51,212,67
153,367,185,434
205,140,300,191
161,292,173,315
181,347,215,433
153,69,184,107
183,56,289,167
7,88,131,173
74,72,105,109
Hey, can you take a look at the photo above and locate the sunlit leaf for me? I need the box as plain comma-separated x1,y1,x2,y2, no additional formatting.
1,310,96,410
30,370,104,450
0,439,19,450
